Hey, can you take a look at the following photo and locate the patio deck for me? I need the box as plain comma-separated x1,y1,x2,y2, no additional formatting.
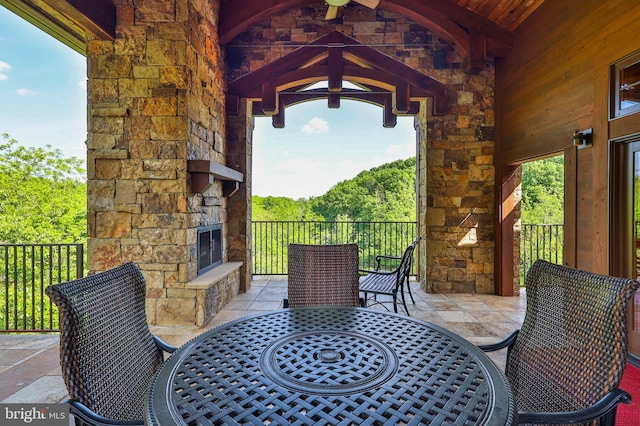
0,276,525,405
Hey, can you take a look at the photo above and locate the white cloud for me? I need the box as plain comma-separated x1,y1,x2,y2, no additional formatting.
0,61,11,81
301,117,329,134
384,143,404,155
77,79,87,89
254,156,365,199
384,141,414,158
16,88,37,97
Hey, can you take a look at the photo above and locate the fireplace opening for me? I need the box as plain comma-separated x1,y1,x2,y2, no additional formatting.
198,224,222,275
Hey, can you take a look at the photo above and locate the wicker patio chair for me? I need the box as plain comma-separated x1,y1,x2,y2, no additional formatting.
284,243,363,308
359,237,421,315
480,259,639,425
46,262,176,426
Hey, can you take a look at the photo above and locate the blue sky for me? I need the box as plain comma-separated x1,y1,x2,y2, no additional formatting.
0,6,417,200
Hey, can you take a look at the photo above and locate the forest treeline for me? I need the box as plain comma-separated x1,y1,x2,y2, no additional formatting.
253,157,418,222
0,135,566,244
255,155,565,224
0,134,87,244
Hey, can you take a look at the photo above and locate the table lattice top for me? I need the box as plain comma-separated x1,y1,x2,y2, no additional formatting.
146,308,516,426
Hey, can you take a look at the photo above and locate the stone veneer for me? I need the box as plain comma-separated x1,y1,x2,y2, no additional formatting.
228,6,497,294
85,2,503,328
86,0,236,326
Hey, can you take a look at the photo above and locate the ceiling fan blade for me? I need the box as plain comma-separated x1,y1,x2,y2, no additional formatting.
325,5,339,20
353,0,380,9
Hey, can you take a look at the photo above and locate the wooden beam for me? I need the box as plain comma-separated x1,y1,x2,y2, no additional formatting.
261,80,278,115
0,0,86,53
253,89,420,110
383,96,397,128
496,165,517,296
219,0,512,59
272,104,285,128
227,31,341,97
328,45,343,92
328,93,341,108
563,146,577,268
464,32,487,74
187,160,244,195
393,80,411,113
228,31,448,111
41,0,116,40
384,0,511,52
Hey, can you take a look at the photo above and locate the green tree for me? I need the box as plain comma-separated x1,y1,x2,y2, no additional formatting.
0,134,87,243
520,156,564,224
312,158,417,221
253,195,323,221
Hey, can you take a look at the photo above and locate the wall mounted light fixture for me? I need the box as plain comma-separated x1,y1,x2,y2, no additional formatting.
572,128,593,149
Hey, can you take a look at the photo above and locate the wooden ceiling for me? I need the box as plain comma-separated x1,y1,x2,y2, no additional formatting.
215,0,547,74
218,0,546,44
6,1,546,55
449,0,546,32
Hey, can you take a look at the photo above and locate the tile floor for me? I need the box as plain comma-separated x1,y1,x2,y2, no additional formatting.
0,276,526,405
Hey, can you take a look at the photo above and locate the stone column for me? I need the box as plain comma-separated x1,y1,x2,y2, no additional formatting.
425,81,496,293
86,0,231,325
226,99,253,292
416,101,428,289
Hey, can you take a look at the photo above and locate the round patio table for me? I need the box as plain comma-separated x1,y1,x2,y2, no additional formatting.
146,307,516,425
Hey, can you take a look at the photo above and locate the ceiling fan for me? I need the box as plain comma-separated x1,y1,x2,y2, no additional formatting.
325,0,380,20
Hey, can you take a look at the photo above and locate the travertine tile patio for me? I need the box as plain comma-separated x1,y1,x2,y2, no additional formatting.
0,277,526,405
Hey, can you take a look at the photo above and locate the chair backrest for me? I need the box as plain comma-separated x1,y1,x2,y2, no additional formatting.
399,237,421,280
507,260,639,414
45,262,163,421
287,243,360,307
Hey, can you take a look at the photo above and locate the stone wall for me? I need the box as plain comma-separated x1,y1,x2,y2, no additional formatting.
226,6,496,293
86,0,236,326
424,79,496,293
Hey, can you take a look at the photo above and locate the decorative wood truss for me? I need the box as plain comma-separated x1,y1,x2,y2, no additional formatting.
227,31,450,128
219,0,516,73
6,0,545,68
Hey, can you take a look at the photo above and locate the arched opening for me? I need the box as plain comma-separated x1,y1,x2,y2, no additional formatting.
251,95,419,276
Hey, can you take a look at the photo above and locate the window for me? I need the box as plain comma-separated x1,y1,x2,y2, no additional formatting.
612,52,640,119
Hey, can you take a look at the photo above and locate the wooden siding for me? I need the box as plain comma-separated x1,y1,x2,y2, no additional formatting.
496,0,640,275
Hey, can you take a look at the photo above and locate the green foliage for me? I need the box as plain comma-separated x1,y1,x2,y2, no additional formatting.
520,156,564,224
312,158,417,222
253,157,417,222
0,134,87,244
252,158,418,274
253,196,324,221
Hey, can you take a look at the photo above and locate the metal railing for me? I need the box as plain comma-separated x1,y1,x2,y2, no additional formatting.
252,221,418,275
1,244,84,333
519,224,563,285
0,223,563,331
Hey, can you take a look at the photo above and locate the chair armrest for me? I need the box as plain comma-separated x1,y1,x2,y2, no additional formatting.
153,335,177,353
375,255,402,270
477,330,519,352
359,268,396,276
517,389,631,424
68,399,144,426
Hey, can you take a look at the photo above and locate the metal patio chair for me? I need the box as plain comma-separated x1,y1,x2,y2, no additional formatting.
480,259,639,425
284,243,363,308
359,237,421,315
46,262,176,426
